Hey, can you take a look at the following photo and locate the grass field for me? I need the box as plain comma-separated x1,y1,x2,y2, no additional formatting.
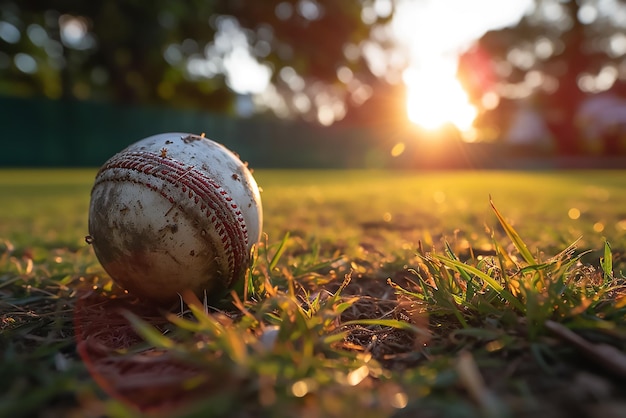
1,168,625,417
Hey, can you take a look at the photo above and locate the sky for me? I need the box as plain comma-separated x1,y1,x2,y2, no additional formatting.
391,0,533,59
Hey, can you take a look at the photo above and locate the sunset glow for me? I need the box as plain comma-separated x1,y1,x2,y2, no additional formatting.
391,0,532,135
404,64,477,132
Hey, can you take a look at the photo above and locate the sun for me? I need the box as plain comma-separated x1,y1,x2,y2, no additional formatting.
384,0,532,139
404,63,477,133
388,0,530,137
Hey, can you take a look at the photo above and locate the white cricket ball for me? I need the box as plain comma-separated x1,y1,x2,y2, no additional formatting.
88,133,262,303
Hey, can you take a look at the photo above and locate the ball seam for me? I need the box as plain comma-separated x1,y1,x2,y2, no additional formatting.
94,152,249,287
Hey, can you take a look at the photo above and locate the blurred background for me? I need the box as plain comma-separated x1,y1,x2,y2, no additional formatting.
1,0,625,169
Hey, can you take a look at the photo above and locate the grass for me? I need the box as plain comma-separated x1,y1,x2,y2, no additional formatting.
1,168,625,417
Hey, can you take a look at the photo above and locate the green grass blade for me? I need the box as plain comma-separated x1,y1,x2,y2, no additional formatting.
445,241,474,285
269,232,290,271
122,311,175,349
445,241,477,300
434,255,503,292
601,240,613,281
490,197,536,266
165,313,206,333
341,318,430,336
432,255,525,313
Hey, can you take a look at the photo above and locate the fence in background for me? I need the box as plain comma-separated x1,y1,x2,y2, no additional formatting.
2,96,393,169
4,96,621,170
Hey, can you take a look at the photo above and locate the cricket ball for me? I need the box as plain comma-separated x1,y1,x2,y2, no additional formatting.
87,133,262,303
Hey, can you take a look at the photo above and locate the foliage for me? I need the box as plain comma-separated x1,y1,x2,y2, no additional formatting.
0,0,393,119
458,0,626,154
4,0,626,140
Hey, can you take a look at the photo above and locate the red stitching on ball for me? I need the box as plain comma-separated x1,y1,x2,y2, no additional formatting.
94,151,251,287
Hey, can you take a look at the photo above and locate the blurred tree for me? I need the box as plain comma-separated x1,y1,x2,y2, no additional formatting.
0,0,394,121
458,0,626,154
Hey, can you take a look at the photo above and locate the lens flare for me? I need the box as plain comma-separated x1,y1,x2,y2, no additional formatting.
404,64,477,132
